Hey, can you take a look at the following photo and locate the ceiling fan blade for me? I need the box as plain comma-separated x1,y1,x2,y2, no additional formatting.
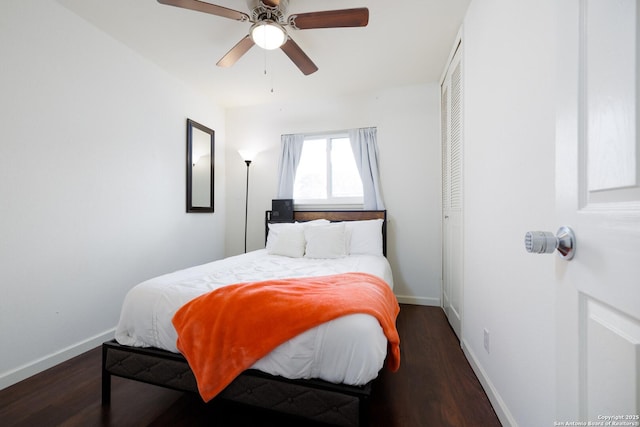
288,8,369,30
280,37,318,75
216,36,255,68
157,0,249,22
261,0,280,7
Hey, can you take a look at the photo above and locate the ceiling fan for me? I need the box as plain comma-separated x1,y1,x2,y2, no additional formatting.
157,0,369,75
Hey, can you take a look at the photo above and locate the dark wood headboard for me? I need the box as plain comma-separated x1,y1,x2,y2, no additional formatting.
265,210,387,256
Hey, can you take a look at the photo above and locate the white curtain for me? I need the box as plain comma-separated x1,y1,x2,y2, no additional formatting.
276,133,304,199
349,127,385,210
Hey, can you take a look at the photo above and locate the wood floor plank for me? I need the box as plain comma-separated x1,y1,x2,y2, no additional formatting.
0,305,500,426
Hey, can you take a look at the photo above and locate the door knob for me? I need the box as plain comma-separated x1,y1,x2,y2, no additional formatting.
524,226,576,260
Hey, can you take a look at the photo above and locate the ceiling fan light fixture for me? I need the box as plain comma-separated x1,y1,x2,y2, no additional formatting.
250,21,287,50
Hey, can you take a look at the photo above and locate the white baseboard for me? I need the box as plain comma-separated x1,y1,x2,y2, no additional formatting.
395,294,441,306
0,328,115,391
461,338,517,427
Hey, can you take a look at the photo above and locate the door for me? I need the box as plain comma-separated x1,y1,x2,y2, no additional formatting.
556,0,640,421
442,40,463,339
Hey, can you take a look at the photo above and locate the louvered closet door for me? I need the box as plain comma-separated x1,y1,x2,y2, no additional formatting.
442,41,463,340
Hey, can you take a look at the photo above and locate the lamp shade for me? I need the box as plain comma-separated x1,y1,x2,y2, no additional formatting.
238,150,257,162
250,21,287,50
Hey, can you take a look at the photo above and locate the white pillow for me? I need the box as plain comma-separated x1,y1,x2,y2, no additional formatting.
345,219,384,256
266,220,329,248
266,223,305,257
304,223,348,259
266,222,292,250
300,219,330,229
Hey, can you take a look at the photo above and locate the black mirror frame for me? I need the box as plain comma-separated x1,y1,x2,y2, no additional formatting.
186,118,214,213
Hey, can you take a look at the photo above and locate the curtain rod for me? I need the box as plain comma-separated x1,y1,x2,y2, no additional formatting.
282,126,377,139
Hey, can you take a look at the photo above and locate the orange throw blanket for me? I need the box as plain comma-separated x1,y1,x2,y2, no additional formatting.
172,272,400,402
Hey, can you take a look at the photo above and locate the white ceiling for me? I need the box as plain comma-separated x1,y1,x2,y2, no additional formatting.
57,0,470,108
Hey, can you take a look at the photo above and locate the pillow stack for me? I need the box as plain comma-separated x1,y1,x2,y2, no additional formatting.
266,219,384,258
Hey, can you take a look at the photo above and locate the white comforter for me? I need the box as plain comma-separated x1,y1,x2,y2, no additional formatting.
115,249,394,386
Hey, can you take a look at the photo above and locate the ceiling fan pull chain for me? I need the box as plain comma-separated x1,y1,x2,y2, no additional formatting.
262,50,275,94
271,69,275,94
264,47,268,76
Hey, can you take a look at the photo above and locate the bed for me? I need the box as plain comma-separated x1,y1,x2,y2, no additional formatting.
102,210,398,427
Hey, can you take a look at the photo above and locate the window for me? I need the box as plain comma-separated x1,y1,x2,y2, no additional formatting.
293,134,363,207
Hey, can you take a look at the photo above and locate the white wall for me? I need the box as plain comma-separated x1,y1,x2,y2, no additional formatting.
0,0,226,389
224,85,442,305
462,0,556,425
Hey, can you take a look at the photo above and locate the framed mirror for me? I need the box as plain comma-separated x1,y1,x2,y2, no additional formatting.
186,119,214,213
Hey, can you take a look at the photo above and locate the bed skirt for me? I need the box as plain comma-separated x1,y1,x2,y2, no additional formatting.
101,340,372,427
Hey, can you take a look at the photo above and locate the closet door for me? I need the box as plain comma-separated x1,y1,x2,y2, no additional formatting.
441,42,463,339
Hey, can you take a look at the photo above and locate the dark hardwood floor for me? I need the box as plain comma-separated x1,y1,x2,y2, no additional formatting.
0,305,500,427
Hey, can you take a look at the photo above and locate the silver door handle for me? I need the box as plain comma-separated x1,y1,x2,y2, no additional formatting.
524,226,576,260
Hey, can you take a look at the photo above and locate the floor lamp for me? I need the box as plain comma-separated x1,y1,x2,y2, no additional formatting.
239,151,255,253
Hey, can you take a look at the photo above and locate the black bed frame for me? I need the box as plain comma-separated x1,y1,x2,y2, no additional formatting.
102,210,387,427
